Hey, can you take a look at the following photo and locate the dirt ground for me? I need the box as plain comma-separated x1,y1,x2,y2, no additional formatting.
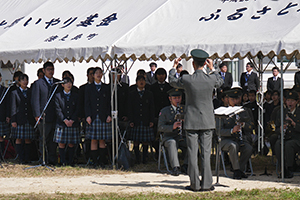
0,169,299,194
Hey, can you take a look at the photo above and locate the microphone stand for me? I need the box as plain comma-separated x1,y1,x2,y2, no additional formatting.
0,82,15,167
25,83,60,171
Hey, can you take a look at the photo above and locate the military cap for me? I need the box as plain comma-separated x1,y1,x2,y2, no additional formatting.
231,87,243,97
286,90,299,100
292,84,300,92
224,89,240,98
283,88,292,98
167,88,182,96
190,49,209,62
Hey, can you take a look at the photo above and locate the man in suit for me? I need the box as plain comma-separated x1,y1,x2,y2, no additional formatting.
217,62,232,99
158,88,188,176
169,49,223,192
216,89,254,179
31,61,60,165
267,67,283,92
146,62,157,85
119,65,130,85
175,63,183,78
294,66,300,86
240,62,259,92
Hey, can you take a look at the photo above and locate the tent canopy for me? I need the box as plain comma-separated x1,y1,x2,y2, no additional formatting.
1,0,300,64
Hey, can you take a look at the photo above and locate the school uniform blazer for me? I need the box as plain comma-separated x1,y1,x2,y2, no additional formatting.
146,71,157,85
31,77,60,123
295,71,300,86
55,91,79,127
240,72,259,91
11,88,35,126
150,82,173,118
0,86,10,122
267,77,282,92
78,82,89,119
114,82,129,118
85,82,111,122
218,72,233,91
169,68,224,130
128,89,155,126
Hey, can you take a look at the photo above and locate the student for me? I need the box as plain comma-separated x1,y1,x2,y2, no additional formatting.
128,75,155,164
85,67,112,168
62,70,79,93
0,73,10,160
10,74,35,164
54,77,80,166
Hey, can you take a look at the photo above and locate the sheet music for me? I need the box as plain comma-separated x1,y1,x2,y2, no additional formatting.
214,106,243,116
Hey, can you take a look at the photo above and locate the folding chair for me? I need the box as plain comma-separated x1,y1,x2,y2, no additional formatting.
158,133,171,173
220,151,253,178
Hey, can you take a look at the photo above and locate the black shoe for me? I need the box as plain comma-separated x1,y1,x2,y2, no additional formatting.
240,171,248,179
181,164,188,175
233,170,242,179
185,186,200,192
171,167,180,176
200,186,215,192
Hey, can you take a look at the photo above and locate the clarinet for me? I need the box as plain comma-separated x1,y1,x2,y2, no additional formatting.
283,106,292,140
176,103,184,142
235,114,245,147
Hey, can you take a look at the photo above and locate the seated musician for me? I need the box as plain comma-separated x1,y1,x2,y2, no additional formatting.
216,88,255,179
157,88,188,176
274,90,300,178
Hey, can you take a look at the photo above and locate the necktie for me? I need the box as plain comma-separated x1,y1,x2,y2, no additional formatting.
96,84,101,91
138,90,144,98
22,90,27,98
49,79,53,86
221,72,225,80
273,76,276,81
65,93,70,101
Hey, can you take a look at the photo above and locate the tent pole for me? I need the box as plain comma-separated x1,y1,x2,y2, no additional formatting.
258,54,264,154
280,59,284,182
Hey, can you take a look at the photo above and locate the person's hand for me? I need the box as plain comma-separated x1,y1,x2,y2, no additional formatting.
130,122,134,127
173,121,182,130
122,116,128,122
106,116,112,123
206,58,214,70
232,125,241,133
11,122,17,128
149,122,154,127
86,116,92,125
69,120,74,126
173,58,182,68
35,117,42,124
286,117,296,127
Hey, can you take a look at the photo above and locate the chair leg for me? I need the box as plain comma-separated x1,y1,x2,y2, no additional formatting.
248,158,254,177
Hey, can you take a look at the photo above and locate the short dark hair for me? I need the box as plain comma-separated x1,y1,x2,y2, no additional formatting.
137,69,146,76
180,70,189,77
149,62,157,68
37,68,44,77
219,62,227,69
62,70,72,79
272,90,280,96
246,62,254,68
136,75,145,82
272,66,279,72
18,74,29,82
248,90,256,95
176,63,182,70
87,67,94,75
93,67,103,74
43,61,54,69
13,71,23,79
63,77,73,84
155,68,167,80
193,59,206,68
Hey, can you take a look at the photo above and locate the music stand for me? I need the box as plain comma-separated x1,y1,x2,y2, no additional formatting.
0,82,16,168
25,83,60,171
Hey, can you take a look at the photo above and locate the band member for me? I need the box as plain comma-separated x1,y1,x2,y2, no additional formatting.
216,89,254,179
169,49,223,192
10,74,35,164
128,75,155,164
274,91,300,178
31,61,60,165
0,73,11,160
158,88,188,176
54,77,80,166
85,67,112,168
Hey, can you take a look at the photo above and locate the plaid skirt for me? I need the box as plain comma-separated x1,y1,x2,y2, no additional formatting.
10,122,34,139
54,125,80,144
86,116,112,140
128,125,154,142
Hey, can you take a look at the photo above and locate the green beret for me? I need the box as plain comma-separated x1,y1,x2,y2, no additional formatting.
286,91,298,100
167,88,182,97
191,49,209,62
224,89,240,98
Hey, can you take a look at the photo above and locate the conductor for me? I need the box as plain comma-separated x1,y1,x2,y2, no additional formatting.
169,49,223,192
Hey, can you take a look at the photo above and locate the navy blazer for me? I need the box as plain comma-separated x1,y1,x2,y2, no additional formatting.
240,72,259,91
78,82,89,119
150,82,173,118
11,88,35,126
267,77,282,92
128,89,155,126
219,72,233,91
0,86,9,122
31,76,60,123
85,82,111,122
55,91,79,127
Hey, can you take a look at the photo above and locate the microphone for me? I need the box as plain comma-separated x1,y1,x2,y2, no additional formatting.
53,79,67,85
9,80,18,85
